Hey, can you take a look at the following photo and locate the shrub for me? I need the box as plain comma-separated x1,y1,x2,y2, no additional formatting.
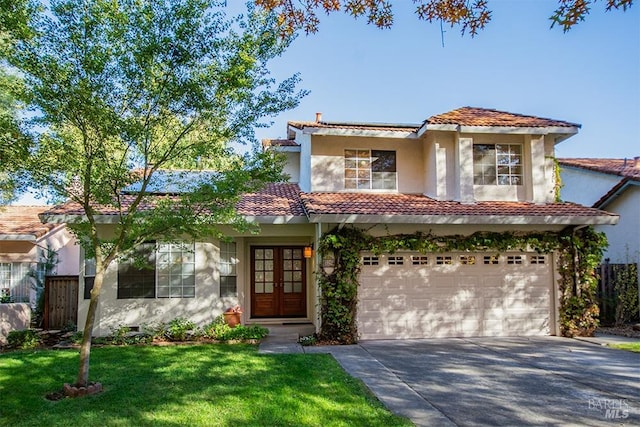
166,317,196,341
7,329,40,349
298,334,317,346
202,315,230,339
142,322,168,340
614,263,639,325
110,324,131,345
201,316,268,341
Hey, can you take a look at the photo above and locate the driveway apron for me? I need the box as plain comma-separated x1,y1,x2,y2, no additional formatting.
354,337,640,426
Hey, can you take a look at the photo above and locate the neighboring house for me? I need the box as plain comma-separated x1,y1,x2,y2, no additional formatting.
42,107,618,339
0,206,79,306
559,157,640,265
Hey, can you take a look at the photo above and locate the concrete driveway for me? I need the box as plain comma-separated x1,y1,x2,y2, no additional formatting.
305,337,640,426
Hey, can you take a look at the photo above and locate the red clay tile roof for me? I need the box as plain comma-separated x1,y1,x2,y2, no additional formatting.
288,121,420,132
236,183,306,217
285,107,579,133
43,184,616,224
558,158,640,180
425,107,580,128
301,192,614,219
0,206,58,239
261,139,300,148
44,184,307,218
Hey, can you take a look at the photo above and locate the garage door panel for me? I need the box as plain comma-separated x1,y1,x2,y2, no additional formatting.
357,252,553,339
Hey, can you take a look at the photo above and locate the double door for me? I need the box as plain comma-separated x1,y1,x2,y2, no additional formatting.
251,246,306,317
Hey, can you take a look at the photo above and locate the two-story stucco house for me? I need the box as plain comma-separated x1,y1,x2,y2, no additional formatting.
43,107,618,339
559,157,640,265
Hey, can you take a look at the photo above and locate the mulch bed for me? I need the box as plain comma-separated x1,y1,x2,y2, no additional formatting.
597,324,640,338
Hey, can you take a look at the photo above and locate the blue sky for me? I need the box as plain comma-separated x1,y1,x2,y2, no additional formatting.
255,0,640,159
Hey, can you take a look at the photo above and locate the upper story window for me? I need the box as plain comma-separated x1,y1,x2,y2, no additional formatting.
344,149,397,190
473,144,522,185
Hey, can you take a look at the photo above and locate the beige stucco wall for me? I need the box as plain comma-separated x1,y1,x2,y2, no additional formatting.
595,186,640,264
310,135,425,193
305,131,556,203
0,226,78,270
78,224,317,336
282,152,300,183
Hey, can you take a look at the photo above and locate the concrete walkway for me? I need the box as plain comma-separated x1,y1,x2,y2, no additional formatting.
258,334,640,426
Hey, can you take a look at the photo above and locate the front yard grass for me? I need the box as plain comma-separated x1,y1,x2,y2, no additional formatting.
610,342,640,353
0,344,411,426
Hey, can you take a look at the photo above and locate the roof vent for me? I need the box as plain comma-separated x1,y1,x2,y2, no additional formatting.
315,112,322,123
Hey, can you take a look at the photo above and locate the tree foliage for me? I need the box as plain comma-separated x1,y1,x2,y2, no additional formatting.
3,0,305,388
255,0,634,36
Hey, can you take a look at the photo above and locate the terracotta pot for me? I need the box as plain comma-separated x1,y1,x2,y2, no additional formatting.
223,312,242,328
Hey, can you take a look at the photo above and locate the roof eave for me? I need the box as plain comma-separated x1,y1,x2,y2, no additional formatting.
299,127,418,139
0,234,37,242
242,215,308,225
594,179,639,209
308,214,619,225
265,145,301,153
41,213,309,225
417,124,580,138
40,213,121,224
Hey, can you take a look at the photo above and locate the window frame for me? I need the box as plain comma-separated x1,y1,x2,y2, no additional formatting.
473,143,523,186
219,241,238,298
344,149,397,190
116,241,196,299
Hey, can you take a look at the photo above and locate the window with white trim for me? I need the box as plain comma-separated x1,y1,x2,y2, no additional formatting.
530,255,546,264
507,255,523,265
118,242,195,299
220,241,238,297
0,263,30,303
84,257,96,300
460,255,476,265
483,255,499,265
436,256,452,265
362,256,379,266
473,144,523,185
344,149,397,190
411,256,429,265
388,256,404,265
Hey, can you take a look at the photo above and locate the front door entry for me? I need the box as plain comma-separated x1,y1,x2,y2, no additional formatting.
251,246,307,318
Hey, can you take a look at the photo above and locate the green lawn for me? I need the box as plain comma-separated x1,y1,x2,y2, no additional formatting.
610,342,640,353
0,344,411,426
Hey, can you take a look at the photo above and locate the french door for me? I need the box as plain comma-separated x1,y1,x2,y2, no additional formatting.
251,246,307,318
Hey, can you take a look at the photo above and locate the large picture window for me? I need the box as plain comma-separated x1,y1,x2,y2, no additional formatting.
117,242,195,299
473,144,523,185
345,149,397,190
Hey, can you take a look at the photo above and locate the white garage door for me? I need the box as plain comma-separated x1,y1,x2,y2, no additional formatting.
357,252,554,339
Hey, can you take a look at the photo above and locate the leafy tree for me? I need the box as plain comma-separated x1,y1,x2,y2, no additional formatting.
3,0,305,388
255,0,634,36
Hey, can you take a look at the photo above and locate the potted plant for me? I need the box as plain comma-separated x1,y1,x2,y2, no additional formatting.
223,305,243,328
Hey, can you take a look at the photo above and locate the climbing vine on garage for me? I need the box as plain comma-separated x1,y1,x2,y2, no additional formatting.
317,226,607,343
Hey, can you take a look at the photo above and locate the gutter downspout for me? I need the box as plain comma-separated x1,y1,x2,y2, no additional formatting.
314,222,322,335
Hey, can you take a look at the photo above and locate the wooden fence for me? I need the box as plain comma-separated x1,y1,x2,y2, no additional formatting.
44,276,79,330
597,263,639,325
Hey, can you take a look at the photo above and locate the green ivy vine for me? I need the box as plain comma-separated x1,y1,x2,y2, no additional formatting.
317,226,607,343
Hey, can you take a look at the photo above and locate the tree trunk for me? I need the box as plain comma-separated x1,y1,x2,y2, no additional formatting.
76,263,105,387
